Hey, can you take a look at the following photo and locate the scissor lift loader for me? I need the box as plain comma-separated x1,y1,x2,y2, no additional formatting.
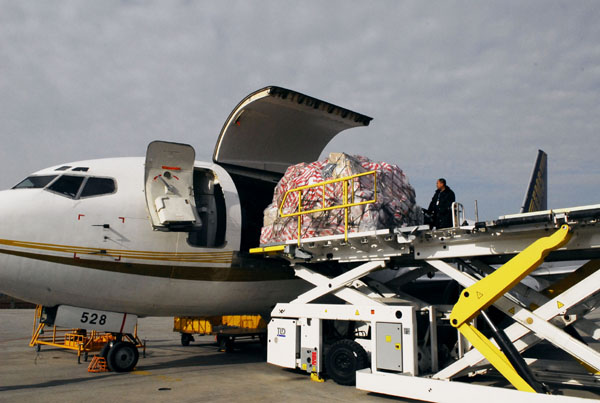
251,172,600,402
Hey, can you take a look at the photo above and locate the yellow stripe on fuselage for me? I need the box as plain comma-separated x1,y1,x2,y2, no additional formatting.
0,239,234,264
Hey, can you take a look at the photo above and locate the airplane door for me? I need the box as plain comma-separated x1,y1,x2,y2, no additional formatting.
144,141,199,231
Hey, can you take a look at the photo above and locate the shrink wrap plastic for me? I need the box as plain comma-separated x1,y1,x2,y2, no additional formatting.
260,153,422,245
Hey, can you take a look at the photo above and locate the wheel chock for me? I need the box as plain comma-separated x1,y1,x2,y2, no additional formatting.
310,372,325,383
88,355,109,373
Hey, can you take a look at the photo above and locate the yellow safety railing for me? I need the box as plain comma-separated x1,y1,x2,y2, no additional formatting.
278,170,377,244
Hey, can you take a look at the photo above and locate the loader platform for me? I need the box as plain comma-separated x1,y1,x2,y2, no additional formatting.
253,203,600,402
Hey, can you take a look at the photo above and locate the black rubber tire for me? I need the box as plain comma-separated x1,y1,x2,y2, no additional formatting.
181,333,193,346
217,335,235,353
259,333,267,347
106,341,139,372
225,338,234,353
99,342,112,359
325,339,369,386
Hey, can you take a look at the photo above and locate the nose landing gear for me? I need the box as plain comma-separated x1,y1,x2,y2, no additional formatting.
99,335,140,372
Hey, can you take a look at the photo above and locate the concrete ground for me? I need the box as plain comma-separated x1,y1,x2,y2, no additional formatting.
0,310,402,403
1,309,599,402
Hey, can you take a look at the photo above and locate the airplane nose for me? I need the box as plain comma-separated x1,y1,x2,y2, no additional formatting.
0,189,34,302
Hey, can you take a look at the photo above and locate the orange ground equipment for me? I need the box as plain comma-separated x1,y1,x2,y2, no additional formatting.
30,305,145,363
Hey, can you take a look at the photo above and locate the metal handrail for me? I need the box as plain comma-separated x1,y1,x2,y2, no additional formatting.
278,170,377,244
452,202,465,228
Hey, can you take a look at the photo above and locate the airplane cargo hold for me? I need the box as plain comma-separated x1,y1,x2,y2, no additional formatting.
260,153,423,245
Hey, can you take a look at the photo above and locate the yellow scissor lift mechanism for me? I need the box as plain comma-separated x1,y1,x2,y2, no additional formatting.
30,305,144,364
449,224,575,393
251,170,600,401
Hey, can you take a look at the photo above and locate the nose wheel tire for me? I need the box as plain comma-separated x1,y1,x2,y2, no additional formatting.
99,341,113,358
106,341,139,372
325,339,369,386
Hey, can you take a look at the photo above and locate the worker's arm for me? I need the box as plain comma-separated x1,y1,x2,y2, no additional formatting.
426,192,437,214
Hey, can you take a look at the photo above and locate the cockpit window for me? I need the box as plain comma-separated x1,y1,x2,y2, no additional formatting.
47,175,85,198
13,175,58,189
80,177,116,198
54,166,71,171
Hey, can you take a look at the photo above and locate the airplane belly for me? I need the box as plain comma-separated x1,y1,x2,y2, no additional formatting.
0,255,308,316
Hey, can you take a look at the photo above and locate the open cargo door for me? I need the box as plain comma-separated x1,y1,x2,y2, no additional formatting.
213,86,372,250
144,141,199,231
213,86,373,175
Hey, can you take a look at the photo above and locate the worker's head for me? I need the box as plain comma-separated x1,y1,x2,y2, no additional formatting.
436,178,446,191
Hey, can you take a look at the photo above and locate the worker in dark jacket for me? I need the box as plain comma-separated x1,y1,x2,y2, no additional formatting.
426,178,456,229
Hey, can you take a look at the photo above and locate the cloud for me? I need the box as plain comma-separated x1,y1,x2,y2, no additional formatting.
0,0,598,219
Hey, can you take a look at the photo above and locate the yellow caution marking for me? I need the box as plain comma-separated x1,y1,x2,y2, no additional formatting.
385,335,392,342
249,245,286,254
395,343,401,350
132,370,152,376
557,301,564,309
508,307,515,315
133,371,181,382
355,310,360,316
302,363,307,370
476,291,483,299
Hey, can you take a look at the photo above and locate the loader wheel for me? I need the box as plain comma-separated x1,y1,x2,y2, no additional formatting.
107,341,139,372
181,333,194,346
217,335,234,352
325,339,369,386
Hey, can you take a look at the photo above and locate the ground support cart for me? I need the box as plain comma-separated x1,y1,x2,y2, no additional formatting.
174,315,267,352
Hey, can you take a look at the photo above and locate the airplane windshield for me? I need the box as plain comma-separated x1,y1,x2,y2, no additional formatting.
43,175,117,199
13,175,57,189
14,172,117,199
80,177,116,198
47,175,85,198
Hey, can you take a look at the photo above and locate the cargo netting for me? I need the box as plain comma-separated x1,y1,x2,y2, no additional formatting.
260,153,423,245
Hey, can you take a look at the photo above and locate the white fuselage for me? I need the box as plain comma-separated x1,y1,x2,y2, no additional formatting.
0,157,305,316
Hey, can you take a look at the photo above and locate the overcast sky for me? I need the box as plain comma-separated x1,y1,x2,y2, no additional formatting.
1,1,598,219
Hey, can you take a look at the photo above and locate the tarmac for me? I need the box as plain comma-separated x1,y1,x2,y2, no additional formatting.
1,309,599,402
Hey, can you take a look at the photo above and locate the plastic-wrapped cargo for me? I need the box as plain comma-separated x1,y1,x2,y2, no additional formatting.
260,153,423,245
